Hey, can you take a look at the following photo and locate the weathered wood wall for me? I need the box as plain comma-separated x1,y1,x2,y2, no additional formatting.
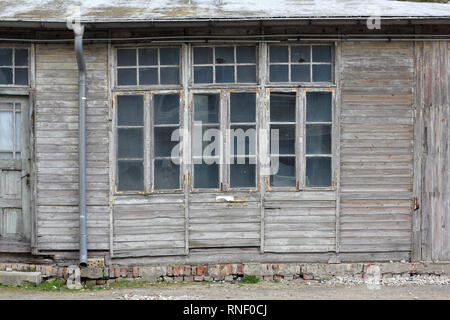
31,40,450,263
415,41,450,262
264,192,336,253
34,43,110,251
339,42,415,255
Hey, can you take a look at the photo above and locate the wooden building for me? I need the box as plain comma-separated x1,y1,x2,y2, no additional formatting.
0,0,449,266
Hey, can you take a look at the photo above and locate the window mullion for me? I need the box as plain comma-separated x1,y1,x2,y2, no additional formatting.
145,92,152,193
221,90,228,191
298,89,305,190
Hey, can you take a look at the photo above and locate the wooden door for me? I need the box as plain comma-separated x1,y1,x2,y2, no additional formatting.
0,96,31,252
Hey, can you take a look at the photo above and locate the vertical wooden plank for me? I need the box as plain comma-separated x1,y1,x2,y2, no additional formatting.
334,41,342,254
182,43,190,255
412,41,423,262
259,42,268,253
421,41,432,261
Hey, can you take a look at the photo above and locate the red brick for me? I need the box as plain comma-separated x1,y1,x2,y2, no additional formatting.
132,267,139,278
302,274,314,280
179,265,185,276
114,267,120,278
263,276,273,281
191,266,197,275
272,264,280,275
167,266,173,276
237,264,244,275
194,276,204,282
120,267,128,277
185,266,191,275
173,266,179,276
173,276,183,282
197,266,203,276
184,276,194,282
203,266,208,275
226,264,232,275
274,275,283,281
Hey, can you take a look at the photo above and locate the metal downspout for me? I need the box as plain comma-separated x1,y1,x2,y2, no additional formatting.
74,25,87,267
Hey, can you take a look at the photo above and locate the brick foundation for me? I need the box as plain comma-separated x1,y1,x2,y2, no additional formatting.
0,261,449,285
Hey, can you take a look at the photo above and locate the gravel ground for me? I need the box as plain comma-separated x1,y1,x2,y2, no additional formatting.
0,275,449,300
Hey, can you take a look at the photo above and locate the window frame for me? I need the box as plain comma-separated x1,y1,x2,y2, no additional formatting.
111,42,337,195
190,44,260,88
267,43,335,87
226,89,260,192
113,90,184,195
189,88,224,193
266,88,301,192
302,88,336,191
0,45,31,88
114,45,183,90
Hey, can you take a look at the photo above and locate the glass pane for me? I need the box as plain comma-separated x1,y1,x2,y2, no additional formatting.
312,46,332,62
215,46,234,64
269,65,288,82
160,67,179,84
138,48,158,66
0,68,13,85
194,66,213,83
0,48,12,66
230,92,256,123
270,46,288,63
117,68,137,86
230,125,256,156
236,46,256,63
0,111,13,150
154,127,179,157
194,47,213,64
270,124,295,155
306,92,332,122
196,125,219,157
270,92,296,122
117,95,143,126
160,48,180,65
117,49,136,66
14,68,28,85
0,152,13,158
291,65,310,82
14,49,28,66
118,160,144,191
15,112,21,150
306,124,331,154
230,161,256,188
215,66,234,83
118,128,143,158
154,159,180,190
194,162,219,189
0,102,13,110
270,156,296,187
139,68,158,85
291,46,310,63
313,64,332,82
194,93,219,123
237,65,256,83
153,94,179,125
306,157,332,187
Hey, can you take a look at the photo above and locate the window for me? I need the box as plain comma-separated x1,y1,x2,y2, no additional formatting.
269,44,332,83
229,92,257,188
193,45,258,84
192,92,221,189
0,101,21,159
113,43,335,193
0,48,29,85
305,91,333,187
152,93,181,191
269,92,297,188
116,47,180,86
116,94,145,191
